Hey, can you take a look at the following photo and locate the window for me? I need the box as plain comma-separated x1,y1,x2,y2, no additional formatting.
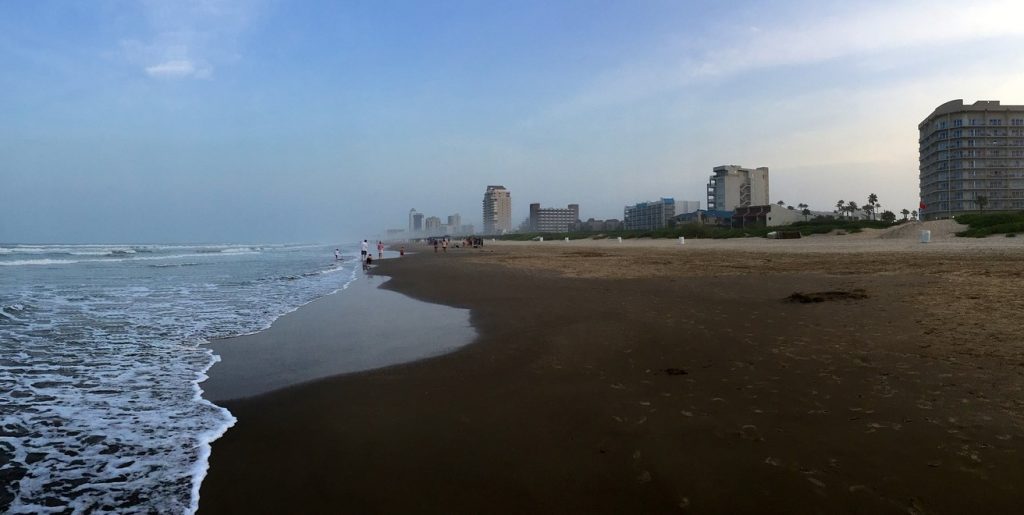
954,119,964,127
1011,119,1024,126
990,119,1003,126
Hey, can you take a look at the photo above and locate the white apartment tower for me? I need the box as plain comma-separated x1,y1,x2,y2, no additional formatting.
482,185,512,234
706,165,770,211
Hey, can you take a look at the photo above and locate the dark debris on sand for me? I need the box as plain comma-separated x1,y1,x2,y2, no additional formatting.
785,289,868,303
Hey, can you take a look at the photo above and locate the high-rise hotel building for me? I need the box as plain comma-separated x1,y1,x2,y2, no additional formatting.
919,99,1024,220
482,185,512,234
706,165,769,211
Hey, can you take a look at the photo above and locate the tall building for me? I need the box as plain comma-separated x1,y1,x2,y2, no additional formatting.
919,99,1024,220
424,216,442,235
528,203,580,233
447,213,461,230
624,198,675,230
482,185,512,234
408,208,420,234
412,212,424,233
706,165,769,211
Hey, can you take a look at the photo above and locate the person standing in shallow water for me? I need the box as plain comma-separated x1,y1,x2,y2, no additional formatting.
334,248,340,261
361,240,369,262
441,239,448,253
377,241,384,259
433,240,438,253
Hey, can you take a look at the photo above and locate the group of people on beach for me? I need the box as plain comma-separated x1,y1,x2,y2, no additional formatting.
334,240,390,268
335,236,479,266
429,237,448,253
425,236,483,253
357,240,385,265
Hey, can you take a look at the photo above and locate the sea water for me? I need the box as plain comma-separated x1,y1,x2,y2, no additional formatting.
0,243,362,513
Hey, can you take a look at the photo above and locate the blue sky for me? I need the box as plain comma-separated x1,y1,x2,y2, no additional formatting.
3,0,1024,243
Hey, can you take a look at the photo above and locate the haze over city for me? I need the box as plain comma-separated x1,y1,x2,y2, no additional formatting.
3,0,1024,243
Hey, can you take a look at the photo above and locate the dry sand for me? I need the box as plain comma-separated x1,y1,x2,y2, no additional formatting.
200,224,1024,514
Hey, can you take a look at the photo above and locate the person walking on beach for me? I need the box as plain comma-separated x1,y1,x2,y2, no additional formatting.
334,248,340,261
377,241,384,259
361,240,369,262
433,240,439,253
441,239,448,253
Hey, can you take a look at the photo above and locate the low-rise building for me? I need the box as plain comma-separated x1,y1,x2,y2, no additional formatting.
674,200,702,215
624,198,675,230
674,209,733,226
571,218,623,232
528,203,580,233
731,204,804,228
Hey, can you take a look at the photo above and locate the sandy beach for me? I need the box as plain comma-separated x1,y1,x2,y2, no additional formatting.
199,222,1024,514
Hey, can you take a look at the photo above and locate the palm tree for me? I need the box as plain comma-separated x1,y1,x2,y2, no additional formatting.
836,200,846,218
777,200,786,207
901,208,910,220
847,201,859,220
911,209,918,221
867,193,879,220
977,195,988,213
797,203,810,221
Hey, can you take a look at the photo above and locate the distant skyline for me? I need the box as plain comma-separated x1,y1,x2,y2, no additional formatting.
3,0,1024,243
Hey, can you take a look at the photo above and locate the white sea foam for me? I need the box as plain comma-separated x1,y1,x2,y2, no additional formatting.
0,243,360,513
0,258,78,266
0,251,262,267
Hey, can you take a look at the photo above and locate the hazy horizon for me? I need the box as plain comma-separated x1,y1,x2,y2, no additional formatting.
4,0,1024,243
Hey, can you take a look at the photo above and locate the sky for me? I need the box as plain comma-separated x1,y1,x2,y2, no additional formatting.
3,0,1024,243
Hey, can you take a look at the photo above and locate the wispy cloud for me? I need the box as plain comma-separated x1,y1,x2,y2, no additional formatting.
121,0,261,80
693,0,1024,77
145,59,210,79
554,0,1024,114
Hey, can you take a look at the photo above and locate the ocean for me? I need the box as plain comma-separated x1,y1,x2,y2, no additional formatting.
0,242,364,514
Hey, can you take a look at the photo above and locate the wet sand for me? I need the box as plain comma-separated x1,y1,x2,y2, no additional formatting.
203,273,474,401
199,230,1024,514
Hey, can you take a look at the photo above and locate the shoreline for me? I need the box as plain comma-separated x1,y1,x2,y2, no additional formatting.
199,239,1024,514
201,271,473,402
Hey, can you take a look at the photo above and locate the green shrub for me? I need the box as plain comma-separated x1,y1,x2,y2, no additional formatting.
955,212,1024,237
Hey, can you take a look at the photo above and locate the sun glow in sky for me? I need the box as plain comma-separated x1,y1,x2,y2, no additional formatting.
3,0,1024,243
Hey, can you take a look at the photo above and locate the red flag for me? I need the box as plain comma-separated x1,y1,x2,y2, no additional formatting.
919,201,927,210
